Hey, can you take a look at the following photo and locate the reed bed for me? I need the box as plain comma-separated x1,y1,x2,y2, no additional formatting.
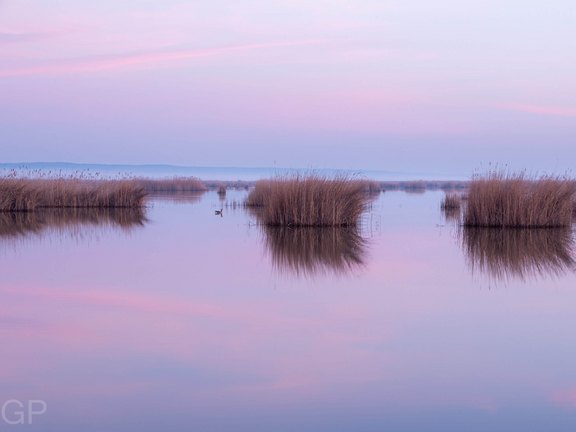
0,178,146,211
463,173,576,228
246,175,370,227
362,180,382,194
441,193,462,211
380,180,469,192
262,226,366,277
441,193,462,223
217,184,227,197
136,177,207,193
461,227,575,281
245,179,272,207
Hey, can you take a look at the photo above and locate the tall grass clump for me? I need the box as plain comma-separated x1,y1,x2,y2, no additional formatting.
0,178,146,211
463,172,576,228
246,175,369,227
217,184,227,197
245,179,273,207
441,193,462,211
0,179,38,211
362,180,381,194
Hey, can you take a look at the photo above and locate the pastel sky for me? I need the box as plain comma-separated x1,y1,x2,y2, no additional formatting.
1,0,575,176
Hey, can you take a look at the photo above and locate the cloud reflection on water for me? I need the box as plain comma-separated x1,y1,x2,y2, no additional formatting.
461,227,576,282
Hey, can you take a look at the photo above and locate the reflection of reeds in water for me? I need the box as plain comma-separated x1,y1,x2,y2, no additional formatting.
262,226,366,277
461,227,576,281
0,207,146,239
443,206,461,223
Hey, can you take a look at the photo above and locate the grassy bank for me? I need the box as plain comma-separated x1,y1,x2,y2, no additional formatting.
0,178,147,211
463,173,576,228
246,175,370,227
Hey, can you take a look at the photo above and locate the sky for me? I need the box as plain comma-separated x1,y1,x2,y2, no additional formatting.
1,0,575,177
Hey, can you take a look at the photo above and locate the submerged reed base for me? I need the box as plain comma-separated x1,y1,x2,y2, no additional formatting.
0,178,147,211
246,175,371,227
463,173,576,228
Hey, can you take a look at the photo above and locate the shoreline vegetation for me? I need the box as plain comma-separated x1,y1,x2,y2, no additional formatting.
245,176,371,227
136,177,207,193
0,178,147,211
463,173,576,228
2,172,575,229
140,178,469,195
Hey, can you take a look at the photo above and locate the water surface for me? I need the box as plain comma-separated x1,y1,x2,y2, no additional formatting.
1,191,576,431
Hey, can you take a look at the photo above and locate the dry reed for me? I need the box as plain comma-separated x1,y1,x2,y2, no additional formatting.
463,172,576,227
217,184,227,196
362,180,381,194
245,179,272,207
246,175,370,227
0,178,146,211
441,193,462,211
441,193,462,222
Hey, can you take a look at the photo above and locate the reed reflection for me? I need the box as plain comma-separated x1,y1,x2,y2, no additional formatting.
461,227,576,281
0,207,146,239
262,226,367,277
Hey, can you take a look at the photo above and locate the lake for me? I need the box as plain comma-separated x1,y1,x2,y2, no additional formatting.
1,190,576,431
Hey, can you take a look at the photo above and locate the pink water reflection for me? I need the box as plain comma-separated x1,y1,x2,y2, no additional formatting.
1,191,576,431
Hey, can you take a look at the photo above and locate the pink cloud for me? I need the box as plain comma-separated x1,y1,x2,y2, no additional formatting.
0,39,326,77
497,103,576,118
552,388,576,408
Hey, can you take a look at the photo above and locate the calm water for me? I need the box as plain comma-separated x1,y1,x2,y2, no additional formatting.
1,191,576,431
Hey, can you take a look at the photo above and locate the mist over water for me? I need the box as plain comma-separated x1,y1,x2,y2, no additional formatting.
1,190,576,431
